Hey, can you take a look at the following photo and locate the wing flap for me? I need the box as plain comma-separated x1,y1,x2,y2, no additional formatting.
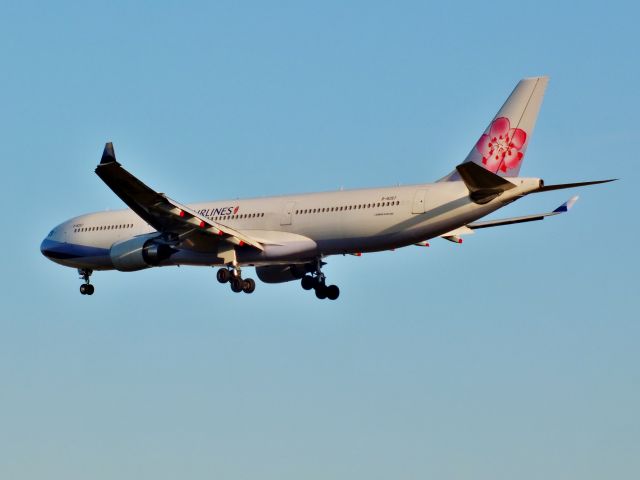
161,195,265,250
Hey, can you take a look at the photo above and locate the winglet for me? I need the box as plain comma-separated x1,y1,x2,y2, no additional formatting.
100,142,119,165
553,195,579,213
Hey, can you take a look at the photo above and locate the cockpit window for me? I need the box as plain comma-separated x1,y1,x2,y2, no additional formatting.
48,229,55,237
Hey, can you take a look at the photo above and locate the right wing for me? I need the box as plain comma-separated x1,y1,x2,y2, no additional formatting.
467,195,579,229
429,196,580,246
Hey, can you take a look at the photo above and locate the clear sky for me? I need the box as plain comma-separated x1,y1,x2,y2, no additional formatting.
1,1,638,479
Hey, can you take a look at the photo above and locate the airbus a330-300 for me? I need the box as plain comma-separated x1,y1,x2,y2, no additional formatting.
41,77,614,300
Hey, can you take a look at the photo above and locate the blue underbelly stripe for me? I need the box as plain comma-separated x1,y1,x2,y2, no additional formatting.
41,239,110,260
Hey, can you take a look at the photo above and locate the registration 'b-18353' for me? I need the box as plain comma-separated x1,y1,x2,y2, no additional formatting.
41,76,615,300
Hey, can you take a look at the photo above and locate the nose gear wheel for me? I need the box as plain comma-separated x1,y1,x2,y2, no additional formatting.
78,269,95,295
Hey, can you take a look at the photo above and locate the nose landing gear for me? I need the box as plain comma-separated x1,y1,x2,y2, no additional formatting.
78,269,95,295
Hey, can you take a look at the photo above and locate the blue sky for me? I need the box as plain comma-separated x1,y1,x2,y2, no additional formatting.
1,1,638,479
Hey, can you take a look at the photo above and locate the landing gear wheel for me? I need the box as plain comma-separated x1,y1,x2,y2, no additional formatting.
242,278,256,294
301,276,315,290
326,285,339,300
230,276,244,293
78,268,94,295
217,268,231,283
315,284,328,300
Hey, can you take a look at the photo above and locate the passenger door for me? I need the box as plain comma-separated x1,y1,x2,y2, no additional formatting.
411,189,426,214
280,201,296,225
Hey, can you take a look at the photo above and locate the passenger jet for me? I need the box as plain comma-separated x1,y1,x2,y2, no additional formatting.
41,77,614,300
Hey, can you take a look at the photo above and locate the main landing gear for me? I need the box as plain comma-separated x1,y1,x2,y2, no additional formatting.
78,268,95,295
217,267,256,294
300,260,339,300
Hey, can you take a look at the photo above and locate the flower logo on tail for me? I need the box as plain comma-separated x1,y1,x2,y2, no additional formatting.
475,117,527,173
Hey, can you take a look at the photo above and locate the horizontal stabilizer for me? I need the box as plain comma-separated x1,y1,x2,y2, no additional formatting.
538,179,617,192
468,196,578,229
456,161,516,204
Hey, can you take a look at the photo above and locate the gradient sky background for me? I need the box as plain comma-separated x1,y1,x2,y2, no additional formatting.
1,1,638,479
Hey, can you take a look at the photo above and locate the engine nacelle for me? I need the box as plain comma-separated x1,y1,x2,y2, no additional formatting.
110,234,175,272
255,264,309,284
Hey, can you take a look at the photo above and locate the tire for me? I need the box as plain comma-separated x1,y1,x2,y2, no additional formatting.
86,284,95,296
301,276,314,290
80,284,87,295
230,277,243,293
315,285,328,300
326,285,339,300
217,268,230,283
242,278,256,294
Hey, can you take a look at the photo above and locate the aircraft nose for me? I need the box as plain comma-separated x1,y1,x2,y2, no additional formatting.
40,237,55,259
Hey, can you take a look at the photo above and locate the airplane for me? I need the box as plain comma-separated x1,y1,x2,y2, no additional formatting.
40,76,614,300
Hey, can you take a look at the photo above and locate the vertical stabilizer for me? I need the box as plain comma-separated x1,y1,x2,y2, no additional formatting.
441,76,548,180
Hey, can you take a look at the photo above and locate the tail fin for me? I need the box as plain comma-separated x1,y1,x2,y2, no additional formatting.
441,76,548,180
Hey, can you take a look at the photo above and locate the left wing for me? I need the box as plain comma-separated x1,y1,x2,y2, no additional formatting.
95,143,264,251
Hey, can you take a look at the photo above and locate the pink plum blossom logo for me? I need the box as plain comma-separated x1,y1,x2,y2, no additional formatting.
475,117,527,173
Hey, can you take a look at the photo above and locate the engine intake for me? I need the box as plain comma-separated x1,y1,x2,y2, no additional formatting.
110,234,175,272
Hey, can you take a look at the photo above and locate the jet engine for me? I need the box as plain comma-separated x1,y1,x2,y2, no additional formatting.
110,234,176,272
255,264,310,284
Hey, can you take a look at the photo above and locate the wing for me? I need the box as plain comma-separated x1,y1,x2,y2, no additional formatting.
467,195,579,229
430,196,580,245
94,143,264,251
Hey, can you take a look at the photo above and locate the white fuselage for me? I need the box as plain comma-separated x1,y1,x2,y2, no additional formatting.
41,177,542,271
